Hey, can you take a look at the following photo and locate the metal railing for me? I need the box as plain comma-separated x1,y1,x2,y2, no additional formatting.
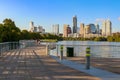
0,42,20,56
0,40,37,56
19,40,37,48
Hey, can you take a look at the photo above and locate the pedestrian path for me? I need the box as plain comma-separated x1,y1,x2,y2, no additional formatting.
0,46,100,80
50,55,120,80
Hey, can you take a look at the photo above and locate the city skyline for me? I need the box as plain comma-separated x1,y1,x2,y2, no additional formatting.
0,0,120,33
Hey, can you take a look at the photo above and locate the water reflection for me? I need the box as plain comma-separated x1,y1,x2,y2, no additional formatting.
51,41,120,58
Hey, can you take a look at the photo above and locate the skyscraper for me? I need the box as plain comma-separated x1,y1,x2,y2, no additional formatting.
102,20,112,36
106,20,112,36
63,24,71,37
38,26,42,33
80,23,84,37
34,27,37,32
29,21,34,32
84,25,91,38
67,26,72,34
84,25,91,34
29,21,45,33
95,24,99,34
73,16,77,33
52,24,59,35
63,24,68,37
89,24,97,34
102,20,106,36
38,26,45,33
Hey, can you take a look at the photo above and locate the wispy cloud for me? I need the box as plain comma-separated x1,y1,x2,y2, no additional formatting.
95,18,105,22
118,17,120,21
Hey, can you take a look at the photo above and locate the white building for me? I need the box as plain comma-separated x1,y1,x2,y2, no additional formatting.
34,27,37,32
52,24,59,35
106,20,112,36
95,24,100,34
29,21,37,32
29,21,34,32
102,20,112,36
102,20,106,36
29,21,45,33
38,26,45,33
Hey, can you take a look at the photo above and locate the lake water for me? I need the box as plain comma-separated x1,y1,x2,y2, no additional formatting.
50,41,120,58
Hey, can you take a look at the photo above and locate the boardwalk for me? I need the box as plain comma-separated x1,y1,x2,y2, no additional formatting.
0,46,100,80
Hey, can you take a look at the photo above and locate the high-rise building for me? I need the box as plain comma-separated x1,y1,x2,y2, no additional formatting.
29,21,34,32
63,24,68,37
63,24,71,37
84,25,91,34
38,26,45,33
73,16,77,33
67,26,72,34
80,23,84,37
89,24,97,34
29,21,45,33
38,26,42,32
95,24,100,34
99,29,102,34
84,25,90,38
102,20,112,36
106,20,112,36
102,20,106,36
52,24,59,35
42,29,45,33
34,27,37,32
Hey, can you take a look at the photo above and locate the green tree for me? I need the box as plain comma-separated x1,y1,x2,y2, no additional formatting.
21,30,31,40
0,18,21,42
107,36,114,42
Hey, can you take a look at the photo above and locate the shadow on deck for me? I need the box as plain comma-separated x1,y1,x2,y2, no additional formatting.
0,46,100,80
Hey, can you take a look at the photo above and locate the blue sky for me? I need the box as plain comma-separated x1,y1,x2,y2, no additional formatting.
0,0,120,33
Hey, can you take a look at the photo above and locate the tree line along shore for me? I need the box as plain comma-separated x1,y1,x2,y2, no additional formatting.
0,18,120,43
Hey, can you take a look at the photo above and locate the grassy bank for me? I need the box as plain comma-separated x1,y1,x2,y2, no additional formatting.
40,39,58,42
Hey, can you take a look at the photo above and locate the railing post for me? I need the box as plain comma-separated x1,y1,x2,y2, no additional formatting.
4,43,7,52
1,43,3,56
56,44,58,57
13,42,15,49
46,44,49,55
14,42,16,49
0,44,1,57
17,42,19,49
6,42,8,51
9,42,11,50
60,45,63,60
86,46,91,70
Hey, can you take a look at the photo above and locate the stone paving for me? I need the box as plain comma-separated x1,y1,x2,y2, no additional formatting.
0,46,100,80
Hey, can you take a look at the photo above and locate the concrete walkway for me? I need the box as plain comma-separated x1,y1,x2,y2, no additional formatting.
0,46,100,80
50,55,120,80
66,56,120,74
